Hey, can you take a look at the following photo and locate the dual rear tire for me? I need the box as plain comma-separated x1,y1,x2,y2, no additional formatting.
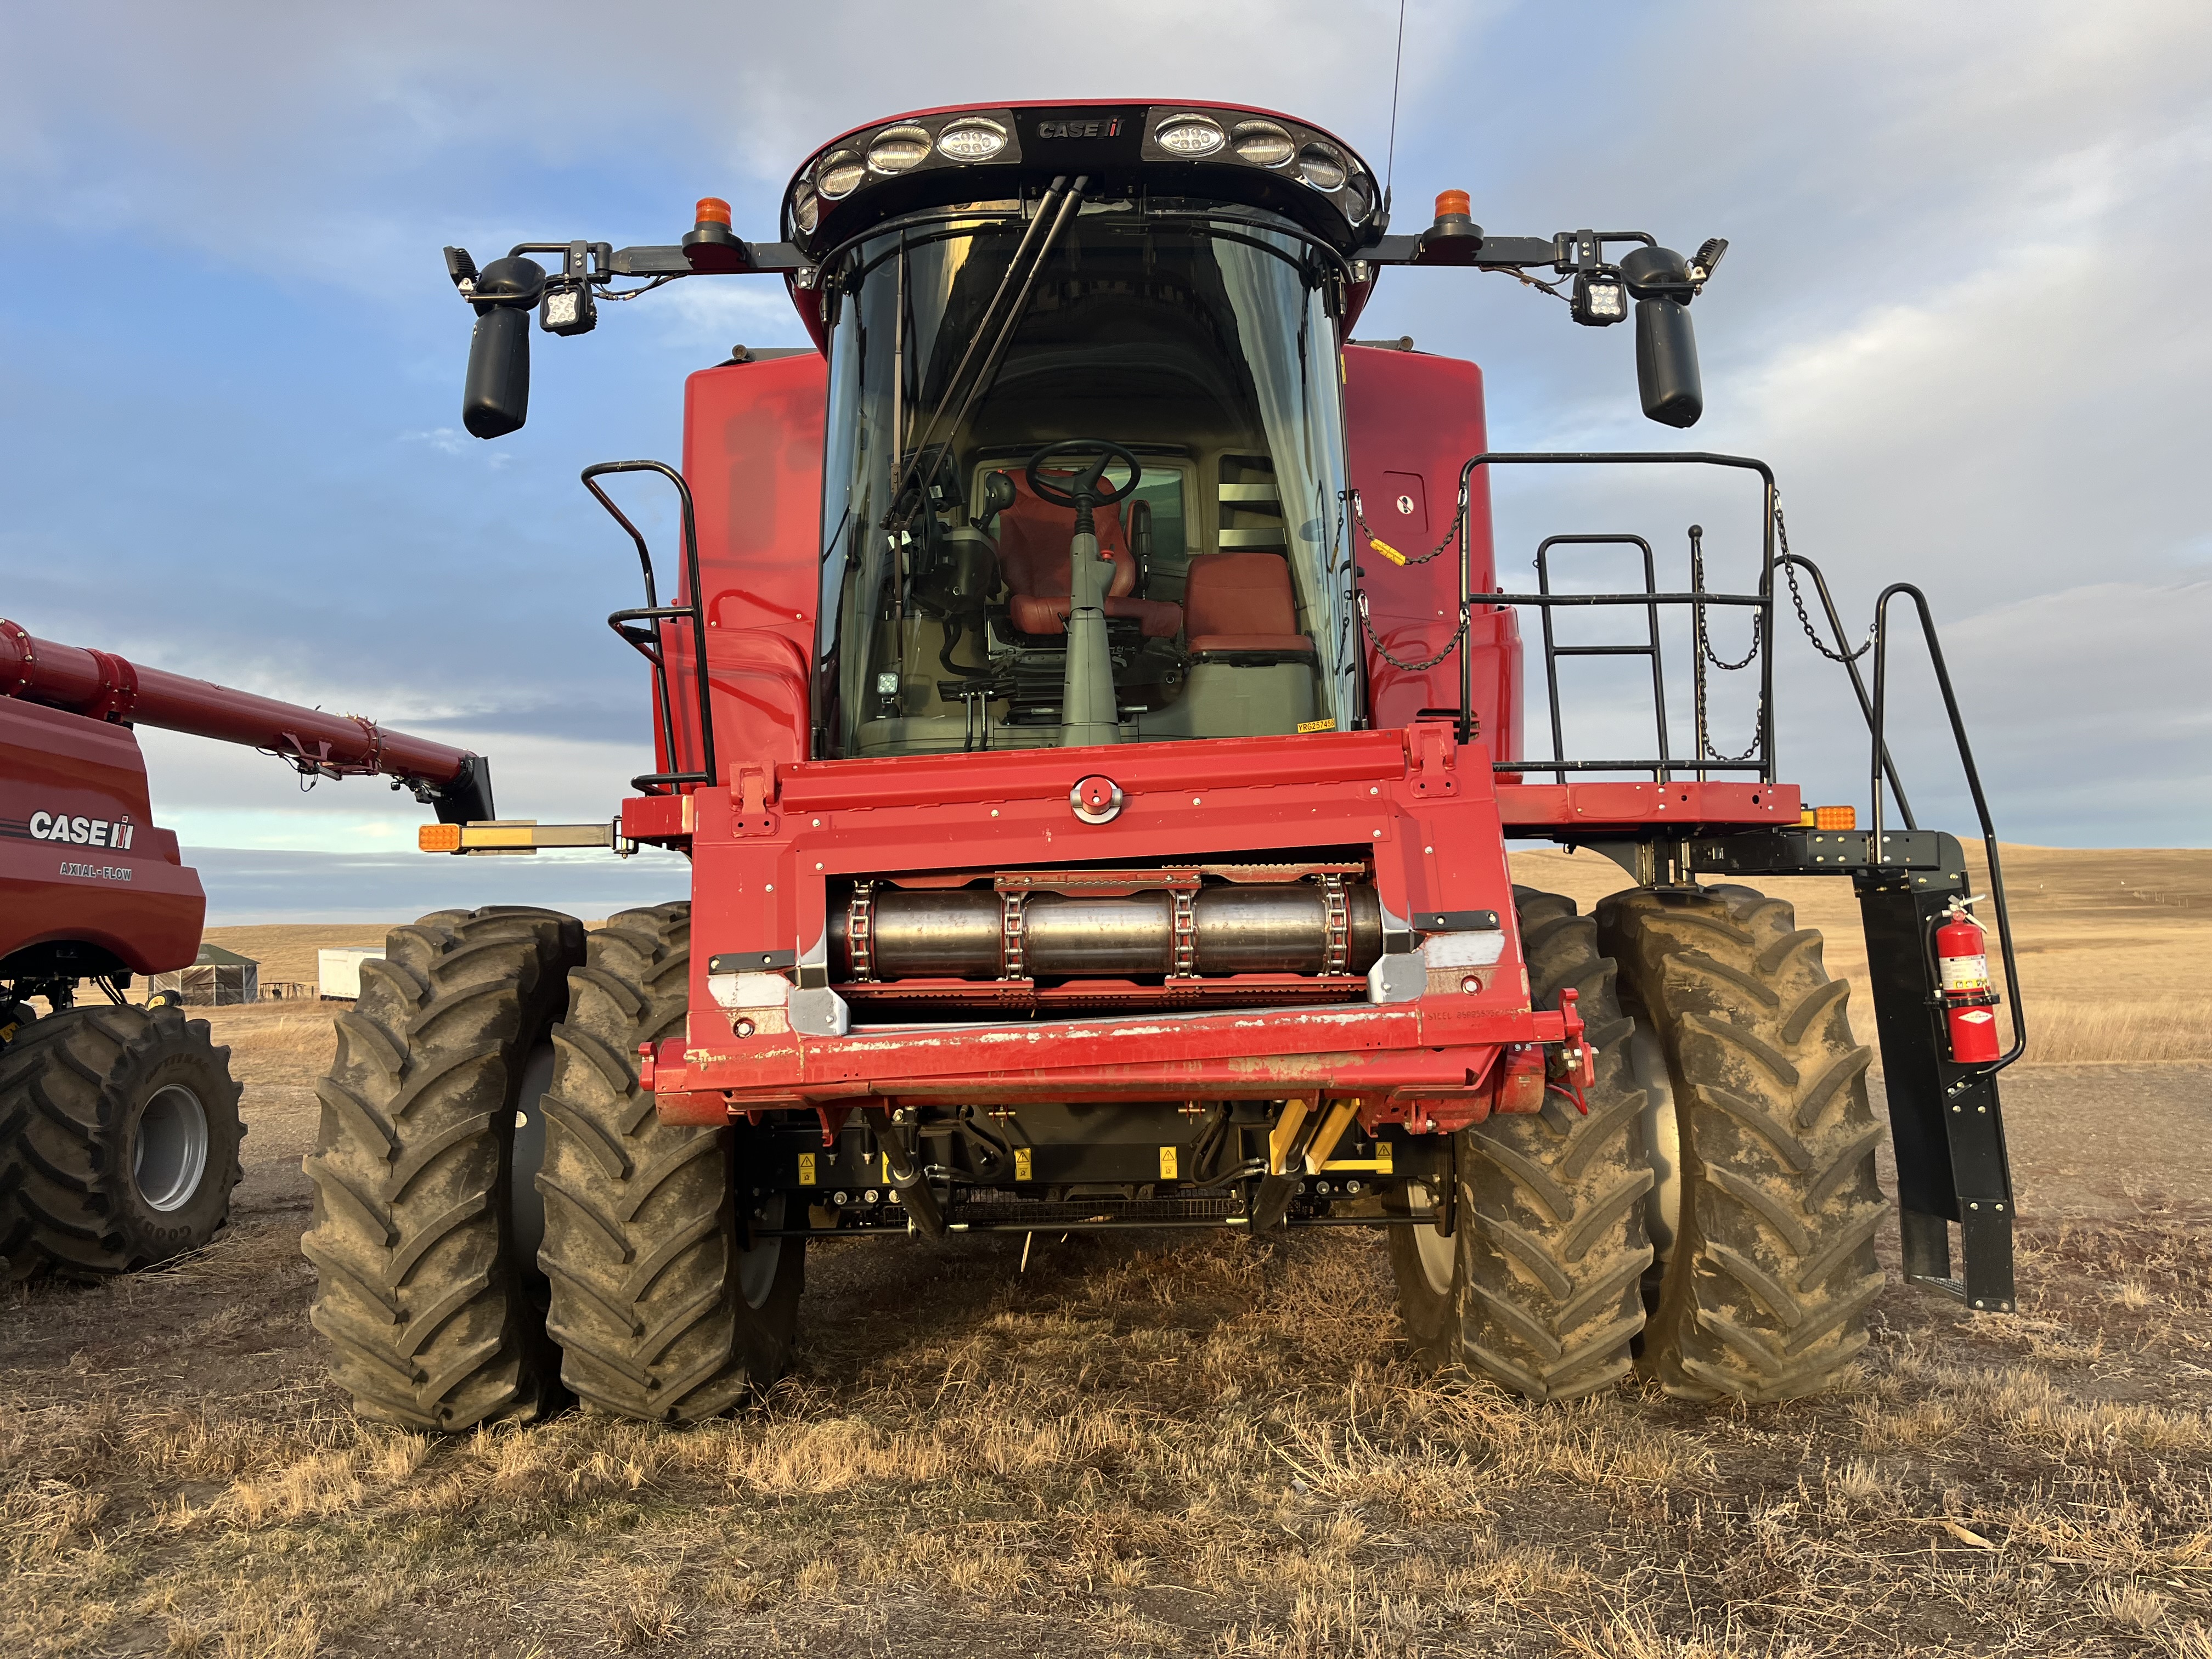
304,903,799,1431
1387,882,1887,1403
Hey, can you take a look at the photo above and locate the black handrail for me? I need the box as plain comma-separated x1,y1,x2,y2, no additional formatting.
1774,553,1916,828
1532,533,1675,782
1441,451,1779,777
1870,583,2027,1073
582,460,719,792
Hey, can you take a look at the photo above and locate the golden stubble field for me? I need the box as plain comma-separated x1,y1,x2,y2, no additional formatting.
3,847,2210,1658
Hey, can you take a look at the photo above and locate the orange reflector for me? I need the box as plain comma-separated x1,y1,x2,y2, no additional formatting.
693,196,732,226
419,823,462,853
1434,189,1472,220
1803,805,1857,831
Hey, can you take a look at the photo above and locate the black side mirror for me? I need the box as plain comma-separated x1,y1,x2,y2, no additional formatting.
1621,246,1702,428
461,256,546,439
976,469,1017,530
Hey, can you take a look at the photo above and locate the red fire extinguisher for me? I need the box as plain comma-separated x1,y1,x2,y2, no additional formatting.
1935,898,2001,1064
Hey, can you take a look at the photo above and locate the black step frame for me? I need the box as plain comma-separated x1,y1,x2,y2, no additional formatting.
1420,452,2026,1312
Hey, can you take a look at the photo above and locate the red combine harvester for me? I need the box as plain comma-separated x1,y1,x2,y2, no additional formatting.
1,621,492,1279
307,100,2022,1430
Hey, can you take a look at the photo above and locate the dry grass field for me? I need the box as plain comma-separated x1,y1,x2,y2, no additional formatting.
5,847,2211,1657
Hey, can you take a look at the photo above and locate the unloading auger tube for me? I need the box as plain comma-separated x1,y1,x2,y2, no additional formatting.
0,619,493,821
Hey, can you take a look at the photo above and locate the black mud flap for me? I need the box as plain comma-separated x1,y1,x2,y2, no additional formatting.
1689,825,2019,1312
1855,833,2016,1312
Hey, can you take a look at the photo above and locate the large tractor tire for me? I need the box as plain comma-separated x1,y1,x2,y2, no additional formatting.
1597,884,1887,1401
537,903,802,1422
0,1002,244,1280
1388,887,1655,1402
304,906,584,1430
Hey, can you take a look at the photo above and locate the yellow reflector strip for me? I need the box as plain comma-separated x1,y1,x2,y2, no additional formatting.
418,823,461,853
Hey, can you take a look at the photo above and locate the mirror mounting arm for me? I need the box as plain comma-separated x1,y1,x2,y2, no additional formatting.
608,239,811,277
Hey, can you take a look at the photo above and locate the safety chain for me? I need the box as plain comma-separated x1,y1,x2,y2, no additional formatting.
1774,494,1875,663
1689,527,1765,765
1699,700,1765,766
1357,588,1467,672
1351,489,1461,568
1690,529,1762,674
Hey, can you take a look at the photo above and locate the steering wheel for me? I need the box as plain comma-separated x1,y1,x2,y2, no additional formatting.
1024,439,1143,511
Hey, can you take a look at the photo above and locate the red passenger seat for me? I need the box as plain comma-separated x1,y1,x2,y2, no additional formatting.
1183,553,1314,657
994,472,1182,640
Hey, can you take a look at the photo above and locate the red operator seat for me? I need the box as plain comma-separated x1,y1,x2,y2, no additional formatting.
1183,552,1315,657
994,471,1182,639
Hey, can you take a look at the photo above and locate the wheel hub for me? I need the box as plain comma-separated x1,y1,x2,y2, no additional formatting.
135,1083,210,1212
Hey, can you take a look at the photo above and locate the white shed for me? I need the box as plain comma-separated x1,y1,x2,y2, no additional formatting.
317,947,386,1001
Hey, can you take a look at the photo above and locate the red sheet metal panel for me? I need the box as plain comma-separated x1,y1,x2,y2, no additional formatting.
1494,780,1802,829
671,721,1533,1105
1342,345,1522,757
671,353,830,782
0,699,202,972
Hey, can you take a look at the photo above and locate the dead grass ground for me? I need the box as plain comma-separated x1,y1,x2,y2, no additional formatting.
3,849,2205,1656
4,1143,2209,1657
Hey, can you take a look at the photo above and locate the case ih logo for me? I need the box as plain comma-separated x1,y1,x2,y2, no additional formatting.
24,810,137,850
1037,119,1121,140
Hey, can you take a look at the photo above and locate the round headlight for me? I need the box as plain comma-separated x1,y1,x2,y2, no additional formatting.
1296,142,1348,193
1155,114,1226,157
792,182,820,236
1339,173,1372,222
816,151,865,199
867,125,932,174
1231,121,1296,168
936,118,1008,162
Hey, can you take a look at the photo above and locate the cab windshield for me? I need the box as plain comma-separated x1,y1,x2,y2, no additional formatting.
816,203,1355,759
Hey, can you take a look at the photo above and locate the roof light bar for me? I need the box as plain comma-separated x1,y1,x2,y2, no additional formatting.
781,104,1384,255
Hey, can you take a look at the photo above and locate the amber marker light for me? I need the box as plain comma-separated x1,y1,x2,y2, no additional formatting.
419,823,462,853
1799,805,1858,831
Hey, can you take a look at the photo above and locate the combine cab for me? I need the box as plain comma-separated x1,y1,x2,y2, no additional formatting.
309,101,2022,1428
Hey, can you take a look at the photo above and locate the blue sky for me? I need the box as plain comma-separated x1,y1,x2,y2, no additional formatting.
4,2,2207,921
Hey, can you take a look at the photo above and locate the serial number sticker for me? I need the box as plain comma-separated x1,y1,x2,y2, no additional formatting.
1297,718,1338,733
59,862,132,881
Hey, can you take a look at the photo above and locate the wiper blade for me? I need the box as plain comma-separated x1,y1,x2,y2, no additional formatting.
890,175,1088,523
